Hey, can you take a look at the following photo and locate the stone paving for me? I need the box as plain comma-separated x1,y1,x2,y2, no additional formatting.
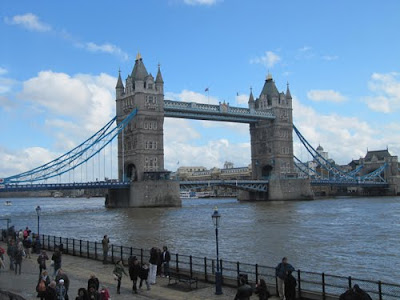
0,242,279,300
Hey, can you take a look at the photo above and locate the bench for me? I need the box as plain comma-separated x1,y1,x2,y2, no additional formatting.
168,270,198,289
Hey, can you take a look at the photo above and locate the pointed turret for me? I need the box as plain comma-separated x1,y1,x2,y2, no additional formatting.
155,63,164,94
259,73,279,99
248,87,255,111
286,82,292,99
155,64,164,84
131,52,148,81
116,69,124,99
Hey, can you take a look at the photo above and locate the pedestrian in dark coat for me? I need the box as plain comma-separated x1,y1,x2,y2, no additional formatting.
7,239,16,270
87,286,100,300
234,277,253,300
52,247,62,276
128,256,141,294
45,281,57,300
75,288,89,300
113,260,127,294
284,271,297,300
156,248,162,276
13,246,24,275
38,250,49,275
87,274,100,291
148,247,158,284
139,263,151,290
255,279,270,300
354,285,372,300
162,246,171,277
276,257,295,300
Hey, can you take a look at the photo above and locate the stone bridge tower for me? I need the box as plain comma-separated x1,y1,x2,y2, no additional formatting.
115,53,165,182
240,74,313,201
107,53,181,208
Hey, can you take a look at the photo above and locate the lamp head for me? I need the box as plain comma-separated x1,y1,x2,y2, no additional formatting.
36,205,41,216
212,206,221,228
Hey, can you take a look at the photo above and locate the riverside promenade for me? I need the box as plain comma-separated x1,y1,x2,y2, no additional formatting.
0,242,278,300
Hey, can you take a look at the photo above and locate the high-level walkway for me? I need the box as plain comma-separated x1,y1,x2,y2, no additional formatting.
0,242,278,300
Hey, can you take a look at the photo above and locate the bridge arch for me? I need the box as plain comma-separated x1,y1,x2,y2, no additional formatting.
126,163,137,181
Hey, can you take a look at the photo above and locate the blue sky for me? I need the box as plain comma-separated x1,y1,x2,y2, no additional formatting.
1,0,400,179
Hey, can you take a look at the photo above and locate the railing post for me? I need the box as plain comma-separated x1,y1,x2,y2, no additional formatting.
204,257,208,282
255,264,259,284
95,242,97,260
378,281,382,300
297,270,302,299
53,236,56,250
66,238,68,254
176,254,179,273
42,234,45,249
212,259,215,275
236,262,240,286
72,239,75,256
190,255,193,278
47,235,50,250
130,247,133,257
348,276,352,290
120,246,123,262
79,239,82,257
111,244,114,264
59,237,62,249
322,272,326,300
140,249,143,265
87,241,90,258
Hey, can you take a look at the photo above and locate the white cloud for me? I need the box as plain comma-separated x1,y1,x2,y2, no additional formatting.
165,139,250,171
84,42,129,61
17,71,116,150
183,0,219,5
165,89,219,104
0,146,58,177
307,89,347,103
250,51,281,68
0,67,7,76
322,55,338,61
364,72,400,113
4,13,51,32
292,96,400,164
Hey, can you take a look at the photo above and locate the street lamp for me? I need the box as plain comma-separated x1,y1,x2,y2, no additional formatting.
212,206,223,295
35,205,41,236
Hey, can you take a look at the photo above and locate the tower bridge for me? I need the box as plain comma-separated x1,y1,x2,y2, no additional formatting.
1,53,398,206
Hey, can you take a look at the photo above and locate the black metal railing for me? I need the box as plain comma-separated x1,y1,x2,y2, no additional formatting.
38,234,400,300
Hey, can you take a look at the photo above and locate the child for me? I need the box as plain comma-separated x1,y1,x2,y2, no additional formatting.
139,263,151,291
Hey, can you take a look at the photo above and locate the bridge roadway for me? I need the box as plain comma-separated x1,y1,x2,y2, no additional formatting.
0,179,388,193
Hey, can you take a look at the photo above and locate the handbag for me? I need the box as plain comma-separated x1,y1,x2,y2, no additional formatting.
50,260,54,266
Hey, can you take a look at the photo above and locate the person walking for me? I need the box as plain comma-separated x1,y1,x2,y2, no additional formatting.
139,263,151,291
37,270,51,300
113,260,127,294
148,247,158,284
52,247,62,276
75,288,89,300
24,235,32,259
162,246,171,278
7,239,16,271
87,285,100,300
255,279,270,300
284,271,297,300
14,243,24,275
38,250,49,276
102,235,110,264
128,256,140,294
275,257,295,300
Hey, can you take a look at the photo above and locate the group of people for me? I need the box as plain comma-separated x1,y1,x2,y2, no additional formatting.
234,257,296,300
2,226,42,275
109,244,171,295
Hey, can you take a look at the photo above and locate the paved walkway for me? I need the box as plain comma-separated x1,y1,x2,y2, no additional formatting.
0,242,279,300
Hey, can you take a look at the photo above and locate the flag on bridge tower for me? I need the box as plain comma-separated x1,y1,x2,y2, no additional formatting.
204,87,209,92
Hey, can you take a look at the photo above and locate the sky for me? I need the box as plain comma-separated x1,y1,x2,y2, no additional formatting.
1,0,400,180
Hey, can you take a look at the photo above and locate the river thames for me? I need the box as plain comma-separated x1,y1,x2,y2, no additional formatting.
1,196,399,284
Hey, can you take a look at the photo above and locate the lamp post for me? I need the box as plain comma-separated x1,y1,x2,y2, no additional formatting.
212,207,223,295
35,205,41,236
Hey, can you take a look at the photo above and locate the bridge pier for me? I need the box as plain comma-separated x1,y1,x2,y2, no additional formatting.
238,178,313,201
106,180,181,208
